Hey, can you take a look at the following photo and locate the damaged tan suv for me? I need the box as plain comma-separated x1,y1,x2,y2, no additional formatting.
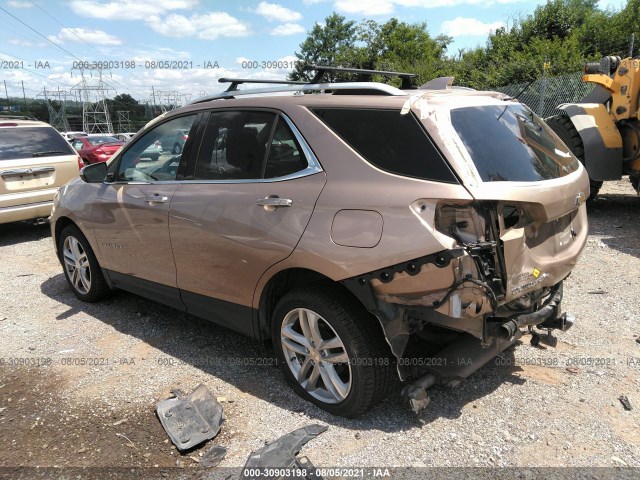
50,67,589,418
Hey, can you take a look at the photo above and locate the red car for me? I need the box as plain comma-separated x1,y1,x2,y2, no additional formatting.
71,135,123,164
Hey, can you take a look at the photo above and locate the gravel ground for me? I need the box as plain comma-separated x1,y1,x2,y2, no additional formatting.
0,179,638,477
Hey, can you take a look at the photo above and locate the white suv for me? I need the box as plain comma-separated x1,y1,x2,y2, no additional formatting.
0,119,82,224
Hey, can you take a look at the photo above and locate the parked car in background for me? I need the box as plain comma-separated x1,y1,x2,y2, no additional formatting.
61,131,88,142
71,135,123,164
0,119,82,224
159,128,188,153
141,140,162,161
50,69,589,418
115,132,136,142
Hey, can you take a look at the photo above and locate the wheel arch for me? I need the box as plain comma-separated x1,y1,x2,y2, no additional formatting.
256,267,386,345
53,216,77,257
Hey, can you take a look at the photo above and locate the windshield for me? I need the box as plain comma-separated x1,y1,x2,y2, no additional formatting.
87,136,120,145
0,127,76,160
451,104,579,182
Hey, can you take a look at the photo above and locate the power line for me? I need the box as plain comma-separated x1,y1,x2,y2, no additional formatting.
1,4,147,99
29,1,111,61
0,5,83,62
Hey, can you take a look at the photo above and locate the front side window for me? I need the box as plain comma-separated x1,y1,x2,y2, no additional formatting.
116,114,196,182
450,104,579,182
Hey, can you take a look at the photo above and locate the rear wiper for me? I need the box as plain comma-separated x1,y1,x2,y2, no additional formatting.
32,150,65,157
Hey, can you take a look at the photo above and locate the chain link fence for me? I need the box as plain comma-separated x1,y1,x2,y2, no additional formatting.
495,71,596,119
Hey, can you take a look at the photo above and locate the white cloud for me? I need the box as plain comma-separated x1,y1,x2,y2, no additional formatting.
8,38,46,47
334,0,394,15
48,27,122,45
441,17,505,36
333,0,529,14
7,0,33,7
146,12,250,39
255,2,302,22
69,0,198,21
271,23,305,36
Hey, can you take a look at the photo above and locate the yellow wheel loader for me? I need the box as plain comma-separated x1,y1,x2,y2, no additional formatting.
546,56,640,200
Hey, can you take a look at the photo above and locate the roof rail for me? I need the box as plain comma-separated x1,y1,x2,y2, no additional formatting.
189,81,407,104
218,77,307,92
306,65,417,89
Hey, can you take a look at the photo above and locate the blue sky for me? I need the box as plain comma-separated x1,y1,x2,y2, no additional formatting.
0,0,625,103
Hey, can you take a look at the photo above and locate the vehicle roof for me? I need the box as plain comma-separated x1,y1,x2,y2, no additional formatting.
0,119,54,128
176,87,511,113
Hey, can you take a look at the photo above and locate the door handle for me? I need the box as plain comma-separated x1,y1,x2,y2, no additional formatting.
144,194,168,204
256,197,292,207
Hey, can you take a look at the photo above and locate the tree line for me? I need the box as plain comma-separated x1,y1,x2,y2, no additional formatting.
289,0,640,90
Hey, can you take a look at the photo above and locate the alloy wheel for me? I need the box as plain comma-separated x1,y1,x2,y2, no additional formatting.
63,236,91,295
280,308,352,404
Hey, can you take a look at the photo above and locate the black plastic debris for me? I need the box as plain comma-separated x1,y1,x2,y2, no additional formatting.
200,446,228,467
619,395,633,411
156,384,224,451
240,424,328,479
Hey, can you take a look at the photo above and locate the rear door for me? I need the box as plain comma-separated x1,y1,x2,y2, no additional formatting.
0,124,79,209
169,110,326,335
89,113,200,309
437,102,590,300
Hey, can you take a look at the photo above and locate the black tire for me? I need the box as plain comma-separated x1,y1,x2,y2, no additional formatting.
272,285,391,418
149,153,160,162
546,114,602,200
58,225,110,302
173,143,182,154
631,175,639,193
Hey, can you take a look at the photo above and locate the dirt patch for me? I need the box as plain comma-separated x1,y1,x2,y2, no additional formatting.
0,364,235,475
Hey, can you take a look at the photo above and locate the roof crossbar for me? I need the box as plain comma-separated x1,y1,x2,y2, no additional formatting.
218,77,307,92
305,65,417,89
189,81,407,104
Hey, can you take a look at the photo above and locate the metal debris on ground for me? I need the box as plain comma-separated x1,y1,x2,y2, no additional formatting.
200,446,227,468
156,384,224,451
618,395,633,411
240,424,328,479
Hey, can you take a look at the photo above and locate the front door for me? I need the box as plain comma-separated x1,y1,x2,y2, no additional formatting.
169,110,326,335
90,114,199,308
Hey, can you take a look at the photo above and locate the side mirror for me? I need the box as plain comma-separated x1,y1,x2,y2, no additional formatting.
79,162,108,183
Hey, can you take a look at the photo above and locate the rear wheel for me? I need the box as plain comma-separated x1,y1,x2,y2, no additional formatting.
173,143,182,154
59,225,110,302
272,286,391,418
546,115,602,201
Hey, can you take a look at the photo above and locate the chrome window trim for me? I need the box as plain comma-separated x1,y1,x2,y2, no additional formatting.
182,111,323,184
107,111,323,185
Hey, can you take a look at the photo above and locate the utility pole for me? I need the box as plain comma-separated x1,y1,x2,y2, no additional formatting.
151,86,157,114
21,80,27,111
3,80,8,102
630,33,635,58
539,59,550,117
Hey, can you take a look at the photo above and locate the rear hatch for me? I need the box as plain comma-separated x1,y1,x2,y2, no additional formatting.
0,124,80,208
419,98,590,302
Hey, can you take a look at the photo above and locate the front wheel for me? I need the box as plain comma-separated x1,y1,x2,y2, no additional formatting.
58,225,110,302
272,286,391,418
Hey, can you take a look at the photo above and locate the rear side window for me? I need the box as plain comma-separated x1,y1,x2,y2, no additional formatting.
0,127,76,160
311,108,457,183
450,104,579,182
